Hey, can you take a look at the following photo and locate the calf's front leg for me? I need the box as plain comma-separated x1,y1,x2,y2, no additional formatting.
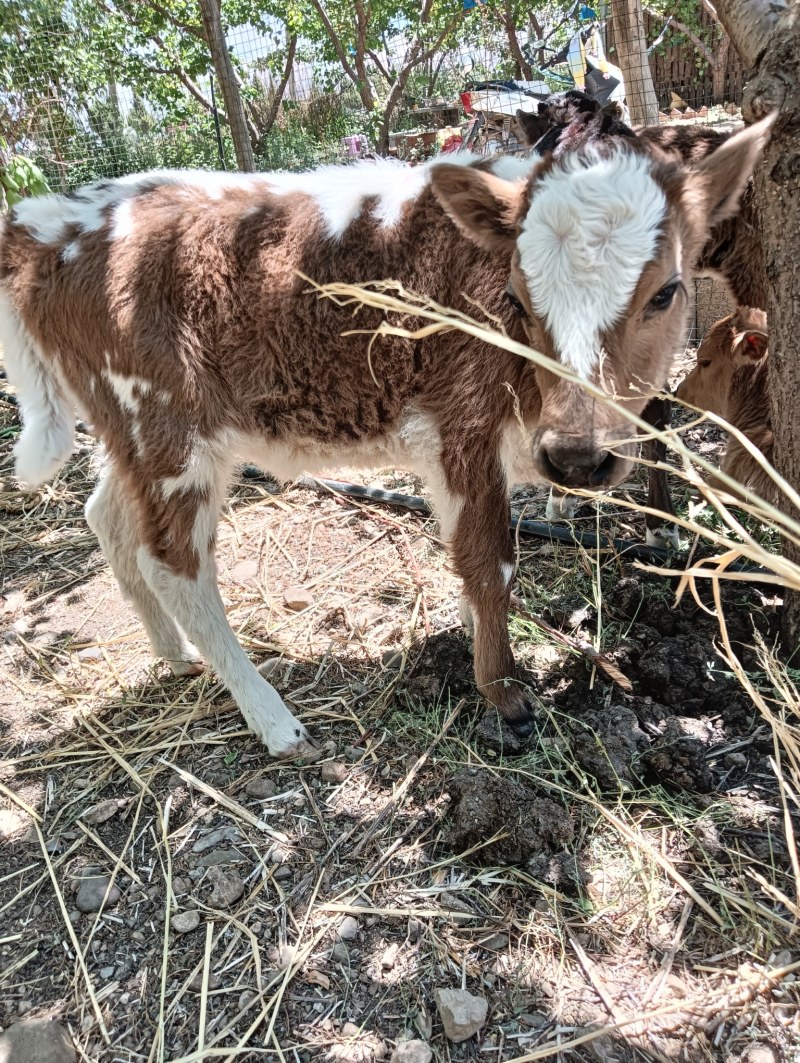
448,474,535,738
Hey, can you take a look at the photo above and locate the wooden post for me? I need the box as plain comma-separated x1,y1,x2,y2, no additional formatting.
197,0,256,173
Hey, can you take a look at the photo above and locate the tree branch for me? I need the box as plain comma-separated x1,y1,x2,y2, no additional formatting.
256,33,297,144
309,0,360,84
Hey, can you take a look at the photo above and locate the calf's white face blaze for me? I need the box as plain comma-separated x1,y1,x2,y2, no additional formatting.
518,149,667,381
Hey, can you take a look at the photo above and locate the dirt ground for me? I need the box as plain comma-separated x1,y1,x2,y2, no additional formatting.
1,345,799,1063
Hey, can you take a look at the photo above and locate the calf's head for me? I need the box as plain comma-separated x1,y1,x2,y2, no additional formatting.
429,115,774,492
676,306,768,418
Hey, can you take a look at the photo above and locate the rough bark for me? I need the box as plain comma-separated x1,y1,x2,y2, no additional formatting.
501,1,533,80
716,0,800,638
611,0,660,125
197,0,256,172
714,0,787,67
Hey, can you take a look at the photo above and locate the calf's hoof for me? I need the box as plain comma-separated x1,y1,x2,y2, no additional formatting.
505,700,537,739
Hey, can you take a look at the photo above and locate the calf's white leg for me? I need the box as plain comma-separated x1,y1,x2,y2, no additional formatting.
137,548,310,757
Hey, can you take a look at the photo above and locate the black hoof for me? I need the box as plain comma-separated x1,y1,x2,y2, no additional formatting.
506,701,536,739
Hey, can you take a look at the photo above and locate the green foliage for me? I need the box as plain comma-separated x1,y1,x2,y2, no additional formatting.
0,139,51,210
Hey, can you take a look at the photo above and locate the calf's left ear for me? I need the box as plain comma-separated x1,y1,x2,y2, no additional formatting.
734,329,769,361
692,111,777,225
429,164,523,252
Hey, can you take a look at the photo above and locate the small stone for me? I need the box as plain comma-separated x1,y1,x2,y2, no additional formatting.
68,910,82,928
196,848,247,867
321,761,348,784
232,558,259,583
434,988,488,1043
337,916,360,941
238,989,257,1010
391,1041,432,1063
0,809,31,838
18,1000,33,1015
519,1012,548,1029
381,943,400,970
331,941,350,963
0,1019,76,1063
82,799,120,825
274,865,292,881
283,586,315,611
245,777,277,799
479,932,509,951
342,1023,360,1038
408,918,425,943
343,746,362,762
207,868,245,908
131,931,146,943
99,966,115,979
171,910,201,934
742,1046,780,1063
75,874,120,913
192,826,240,853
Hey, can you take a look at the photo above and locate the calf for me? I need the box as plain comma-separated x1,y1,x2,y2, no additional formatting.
676,307,774,501
0,116,772,755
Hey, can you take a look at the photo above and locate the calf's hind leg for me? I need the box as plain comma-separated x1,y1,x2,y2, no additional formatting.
85,463,203,676
133,465,312,759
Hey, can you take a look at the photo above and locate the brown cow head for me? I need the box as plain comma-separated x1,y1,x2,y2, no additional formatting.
676,306,768,418
429,114,774,492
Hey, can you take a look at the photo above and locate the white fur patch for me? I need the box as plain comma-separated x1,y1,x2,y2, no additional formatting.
61,240,81,262
266,152,487,239
488,155,539,182
518,149,667,379
104,369,151,413
501,562,514,587
13,154,495,249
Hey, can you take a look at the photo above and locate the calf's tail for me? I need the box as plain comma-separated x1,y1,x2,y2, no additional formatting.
0,287,74,488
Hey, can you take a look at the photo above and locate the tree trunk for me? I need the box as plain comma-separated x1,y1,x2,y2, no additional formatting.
502,1,533,80
750,13,800,639
711,32,731,103
716,0,800,639
611,0,660,125
197,0,255,172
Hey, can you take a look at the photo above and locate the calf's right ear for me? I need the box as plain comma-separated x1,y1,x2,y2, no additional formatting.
691,111,777,225
429,164,523,252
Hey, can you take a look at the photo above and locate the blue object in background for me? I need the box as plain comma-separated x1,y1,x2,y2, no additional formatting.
579,5,597,19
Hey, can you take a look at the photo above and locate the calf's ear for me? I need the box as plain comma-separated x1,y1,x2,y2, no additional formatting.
734,329,769,361
692,111,776,225
514,108,549,147
429,164,523,252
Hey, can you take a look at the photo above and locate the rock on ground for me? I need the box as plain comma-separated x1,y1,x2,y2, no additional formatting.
337,915,359,940
391,1040,432,1063
433,988,488,1043
444,769,573,866
171,910,201,934
0,1019,75,1063
75,872,120,913
207,868,245,908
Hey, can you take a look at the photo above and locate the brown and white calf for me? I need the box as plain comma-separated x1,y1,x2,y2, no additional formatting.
676,307,775,501
0,115,772,755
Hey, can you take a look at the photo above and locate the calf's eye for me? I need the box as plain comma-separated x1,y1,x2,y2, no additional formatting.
649,282,679,311
505,290,527,317
699,359,712,368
